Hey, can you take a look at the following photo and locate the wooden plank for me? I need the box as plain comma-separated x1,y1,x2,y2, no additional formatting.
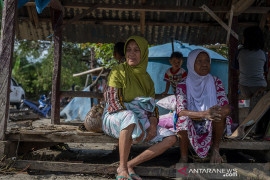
26,6,33,23
60,91,173,100
49,0,63,11
6,160,175,177
228,16,239,124
226,5,234,45
259,13,268,30
233,0,255,16
59,4,99,30
60,91,104,99
30,6,39,28
19,17,258,27
6,130,270,150
6,132,118,143
230,91,270,139
140,11,145,36
51,9,63,125
220,140,270,150
73,67,104,77
201,4,239,40
0,0,18,140
140,0,146,36
25,2,270,14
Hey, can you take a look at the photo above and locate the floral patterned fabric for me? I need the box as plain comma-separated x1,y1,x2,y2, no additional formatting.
176,76,232,158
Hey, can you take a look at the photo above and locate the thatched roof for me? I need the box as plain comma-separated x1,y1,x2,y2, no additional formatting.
16,0,270,48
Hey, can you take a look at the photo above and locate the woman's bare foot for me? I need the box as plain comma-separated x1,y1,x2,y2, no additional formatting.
210,149,223,163
116,167,130,180
127,166,142,180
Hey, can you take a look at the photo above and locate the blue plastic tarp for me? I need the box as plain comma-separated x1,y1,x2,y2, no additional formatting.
60,87,97,121
18,0,50,14
147,42,228,95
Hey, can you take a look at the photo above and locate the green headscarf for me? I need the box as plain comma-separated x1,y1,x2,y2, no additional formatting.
107,36,155,102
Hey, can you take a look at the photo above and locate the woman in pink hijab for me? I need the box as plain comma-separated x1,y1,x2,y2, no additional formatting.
175,49,232,163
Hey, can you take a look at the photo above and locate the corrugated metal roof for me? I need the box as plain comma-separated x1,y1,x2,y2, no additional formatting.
16,0,270,49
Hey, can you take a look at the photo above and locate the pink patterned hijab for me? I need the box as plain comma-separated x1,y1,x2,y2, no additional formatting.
186,49,217,111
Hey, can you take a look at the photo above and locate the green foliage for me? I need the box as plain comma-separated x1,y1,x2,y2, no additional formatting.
204,44,229,59
12,40,89,99
80,43,117,68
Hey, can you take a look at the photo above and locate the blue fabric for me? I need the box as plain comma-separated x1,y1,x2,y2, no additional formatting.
103,97,155,140
18,0,50,14
18,0,30,8
102,97,175,143
60,86,97,121
35,0,50,14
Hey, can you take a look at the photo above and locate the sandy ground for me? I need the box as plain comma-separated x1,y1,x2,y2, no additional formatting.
0,174,114,180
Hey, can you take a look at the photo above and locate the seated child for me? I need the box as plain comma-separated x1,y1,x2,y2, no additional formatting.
162,52,187,95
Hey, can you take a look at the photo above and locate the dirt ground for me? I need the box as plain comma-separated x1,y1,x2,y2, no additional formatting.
0,174,114,180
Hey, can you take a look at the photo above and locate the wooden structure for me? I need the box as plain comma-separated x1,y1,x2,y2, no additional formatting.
0,0,270,177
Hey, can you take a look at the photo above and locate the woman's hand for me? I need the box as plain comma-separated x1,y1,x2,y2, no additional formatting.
135,122,145,142
145,117,158,141
145,125,157,142
205,105,222,122
162,91,168,96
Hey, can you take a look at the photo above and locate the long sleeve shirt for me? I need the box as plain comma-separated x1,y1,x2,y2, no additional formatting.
104,85,159,120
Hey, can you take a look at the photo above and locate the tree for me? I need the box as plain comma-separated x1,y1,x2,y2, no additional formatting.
80,43,117,68
12,40,89,99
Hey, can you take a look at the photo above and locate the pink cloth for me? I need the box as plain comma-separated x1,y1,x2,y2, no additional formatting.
176,76,232,158
158,113,175,132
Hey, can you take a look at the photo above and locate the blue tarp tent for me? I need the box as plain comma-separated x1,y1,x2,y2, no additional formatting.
147,42,228,94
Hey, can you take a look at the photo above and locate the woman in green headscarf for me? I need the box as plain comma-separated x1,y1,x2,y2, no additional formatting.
103,36,176,180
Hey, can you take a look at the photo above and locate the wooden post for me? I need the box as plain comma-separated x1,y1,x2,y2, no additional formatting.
0,0,18,140
228,16,239,124
140,0,146,36
51,8,63,124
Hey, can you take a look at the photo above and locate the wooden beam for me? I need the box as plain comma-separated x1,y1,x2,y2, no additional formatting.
73,67,104,77
6,131,118,143
51,9,63,125
219,140,270,150
24,2,270,14
140,11,145,36
30,6,39,28
234,0,256,16
60,4,99,29
226,5,234,45
60,91,169,100
140,0,146,36
18,17,259,27
49,0,63,11
6,129,270,150
60,91,104,99
228,16,239,124
259,13,268,30
4,160,176,177
0,0,18,140
26,6,34,23
201,4,239,40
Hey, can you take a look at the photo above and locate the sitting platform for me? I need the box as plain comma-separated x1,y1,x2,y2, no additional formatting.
5,123,270,151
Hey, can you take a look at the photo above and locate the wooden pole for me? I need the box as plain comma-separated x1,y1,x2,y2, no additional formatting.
0,0,18,140
51,8,63,124
228,16,239,124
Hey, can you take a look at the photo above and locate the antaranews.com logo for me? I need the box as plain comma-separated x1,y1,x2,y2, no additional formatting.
176,163,269,179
